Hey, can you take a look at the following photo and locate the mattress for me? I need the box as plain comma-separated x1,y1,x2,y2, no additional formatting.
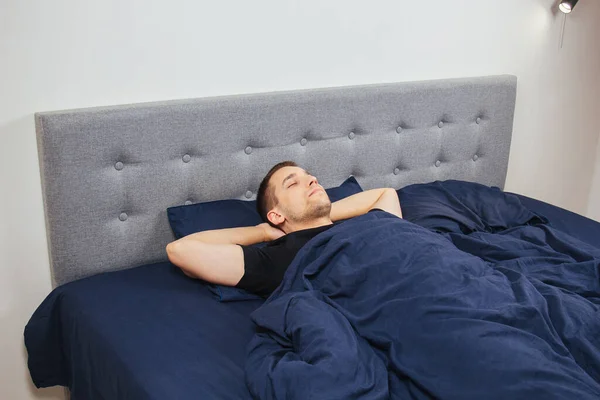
25,184,600,399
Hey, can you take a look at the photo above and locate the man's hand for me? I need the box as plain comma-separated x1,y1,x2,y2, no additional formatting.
259,223,286,242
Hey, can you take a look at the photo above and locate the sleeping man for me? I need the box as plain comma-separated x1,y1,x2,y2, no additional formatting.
168,162,600,399
166,161,402,297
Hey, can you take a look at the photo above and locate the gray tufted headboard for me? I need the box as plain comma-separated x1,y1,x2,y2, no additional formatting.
36,75,517,287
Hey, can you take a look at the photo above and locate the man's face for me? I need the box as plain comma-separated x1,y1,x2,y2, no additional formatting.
268,166,331,225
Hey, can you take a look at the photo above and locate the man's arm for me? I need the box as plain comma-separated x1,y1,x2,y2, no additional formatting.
176,224,275,246
166,223,284,284
330,188,402,222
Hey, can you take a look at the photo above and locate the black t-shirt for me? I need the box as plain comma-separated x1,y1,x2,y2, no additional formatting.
236,224,334,297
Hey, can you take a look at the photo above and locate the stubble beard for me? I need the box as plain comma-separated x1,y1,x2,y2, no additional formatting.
286,198,332,224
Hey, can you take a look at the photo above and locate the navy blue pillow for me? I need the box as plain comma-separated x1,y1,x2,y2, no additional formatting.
168,199,262,239
167,176,363,301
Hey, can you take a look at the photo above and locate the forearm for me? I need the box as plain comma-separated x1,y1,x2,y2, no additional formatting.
177,225,266,246
330,189,388,222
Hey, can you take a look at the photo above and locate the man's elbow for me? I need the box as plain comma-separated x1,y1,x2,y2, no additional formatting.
379,188,403,218
388,188,403,218
384,188,396,197
167,242,197,278
166,241,182,264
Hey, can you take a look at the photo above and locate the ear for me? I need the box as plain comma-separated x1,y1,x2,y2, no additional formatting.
267,208,285,227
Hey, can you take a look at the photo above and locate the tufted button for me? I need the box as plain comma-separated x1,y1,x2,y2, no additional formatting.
438,121,444,128
119,212,128,222
473,154,479,161
393,167,400,175
300,138,307,146
114,161,124,171
244,146,253,155
348,131,355,140
396,126,402,134
182,154,191,163
476,117,482,124
245,190,253,199
435,160,441,167
184,200,192,206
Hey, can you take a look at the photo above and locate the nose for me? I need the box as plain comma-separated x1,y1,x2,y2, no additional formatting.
308,175,318,187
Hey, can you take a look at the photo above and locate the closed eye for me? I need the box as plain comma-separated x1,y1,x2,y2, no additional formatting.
287,182,297,188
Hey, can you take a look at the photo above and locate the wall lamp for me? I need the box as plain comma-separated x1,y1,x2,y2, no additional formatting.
559,0,579,14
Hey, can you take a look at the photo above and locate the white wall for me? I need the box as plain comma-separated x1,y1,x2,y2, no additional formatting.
588,134,600,221
2,1,600,398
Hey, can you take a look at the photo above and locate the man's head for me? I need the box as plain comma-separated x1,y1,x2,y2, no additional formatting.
256,161,331,232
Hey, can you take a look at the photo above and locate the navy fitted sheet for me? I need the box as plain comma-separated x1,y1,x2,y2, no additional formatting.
25,262,262,399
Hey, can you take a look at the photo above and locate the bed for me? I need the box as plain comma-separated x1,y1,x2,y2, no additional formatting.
25,75,600,399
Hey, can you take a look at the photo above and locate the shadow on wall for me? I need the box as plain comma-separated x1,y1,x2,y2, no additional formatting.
0,115,62,400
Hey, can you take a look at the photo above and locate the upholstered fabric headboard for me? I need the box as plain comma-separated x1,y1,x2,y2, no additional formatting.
36,75,517,287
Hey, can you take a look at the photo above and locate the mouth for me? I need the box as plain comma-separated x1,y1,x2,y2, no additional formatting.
308,187,323,197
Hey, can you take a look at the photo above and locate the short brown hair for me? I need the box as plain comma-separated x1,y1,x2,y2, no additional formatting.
256,161,298,226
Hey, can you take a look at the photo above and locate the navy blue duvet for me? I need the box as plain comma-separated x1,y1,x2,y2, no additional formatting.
246,191,600,398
